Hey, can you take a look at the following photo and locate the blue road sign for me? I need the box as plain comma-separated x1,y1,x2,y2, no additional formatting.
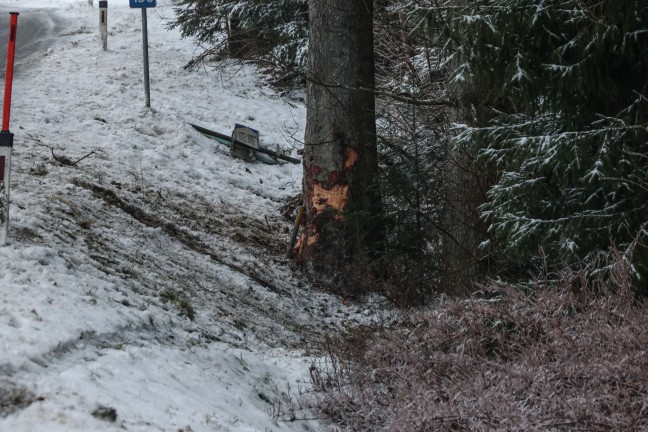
130,0,156,8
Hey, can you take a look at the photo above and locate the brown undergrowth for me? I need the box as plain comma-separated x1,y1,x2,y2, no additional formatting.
309,256,648,431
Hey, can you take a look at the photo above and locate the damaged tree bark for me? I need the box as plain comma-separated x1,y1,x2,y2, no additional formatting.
295,0,382,293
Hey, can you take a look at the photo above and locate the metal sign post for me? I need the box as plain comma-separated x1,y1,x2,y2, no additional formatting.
130,0,156,108
141,8,150,107
0,12,19,245
99,1,107,51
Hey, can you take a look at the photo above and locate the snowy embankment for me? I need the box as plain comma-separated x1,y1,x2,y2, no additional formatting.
0,1,383,430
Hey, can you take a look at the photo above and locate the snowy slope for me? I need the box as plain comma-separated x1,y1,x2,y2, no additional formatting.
0,1,384,430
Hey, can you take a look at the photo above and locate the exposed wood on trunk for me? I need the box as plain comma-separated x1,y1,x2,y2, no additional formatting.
312,184,350,215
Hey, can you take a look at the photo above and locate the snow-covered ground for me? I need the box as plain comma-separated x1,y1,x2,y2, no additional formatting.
0,1,386,430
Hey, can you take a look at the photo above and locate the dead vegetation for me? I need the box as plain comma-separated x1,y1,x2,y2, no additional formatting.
309,256,648,431
0,381,35,418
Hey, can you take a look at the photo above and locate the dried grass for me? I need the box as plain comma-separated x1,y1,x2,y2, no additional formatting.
310,256,648,431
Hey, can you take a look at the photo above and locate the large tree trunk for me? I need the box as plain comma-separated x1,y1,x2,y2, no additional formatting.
440,99,493,295
440,147,490,294
295,0,382,293
437,0,493,294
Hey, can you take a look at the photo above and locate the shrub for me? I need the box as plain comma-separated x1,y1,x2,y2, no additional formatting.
309,257,648,431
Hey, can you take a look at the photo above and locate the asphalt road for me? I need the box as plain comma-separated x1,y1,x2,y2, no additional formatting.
0,7,64,75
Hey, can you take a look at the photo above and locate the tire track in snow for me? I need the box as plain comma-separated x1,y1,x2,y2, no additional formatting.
72,178,291,297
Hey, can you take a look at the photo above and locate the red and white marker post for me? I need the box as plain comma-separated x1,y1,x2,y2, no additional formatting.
99,1,107,50
0,12,19,245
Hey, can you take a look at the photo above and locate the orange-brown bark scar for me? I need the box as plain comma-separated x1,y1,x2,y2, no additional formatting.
344,147,359,170
311,183,350,214
306,232,319,246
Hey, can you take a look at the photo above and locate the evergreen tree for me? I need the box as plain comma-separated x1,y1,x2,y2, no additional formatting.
386,0,497,295
371,2,450,301
170,0,308,84
447,1,648,288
